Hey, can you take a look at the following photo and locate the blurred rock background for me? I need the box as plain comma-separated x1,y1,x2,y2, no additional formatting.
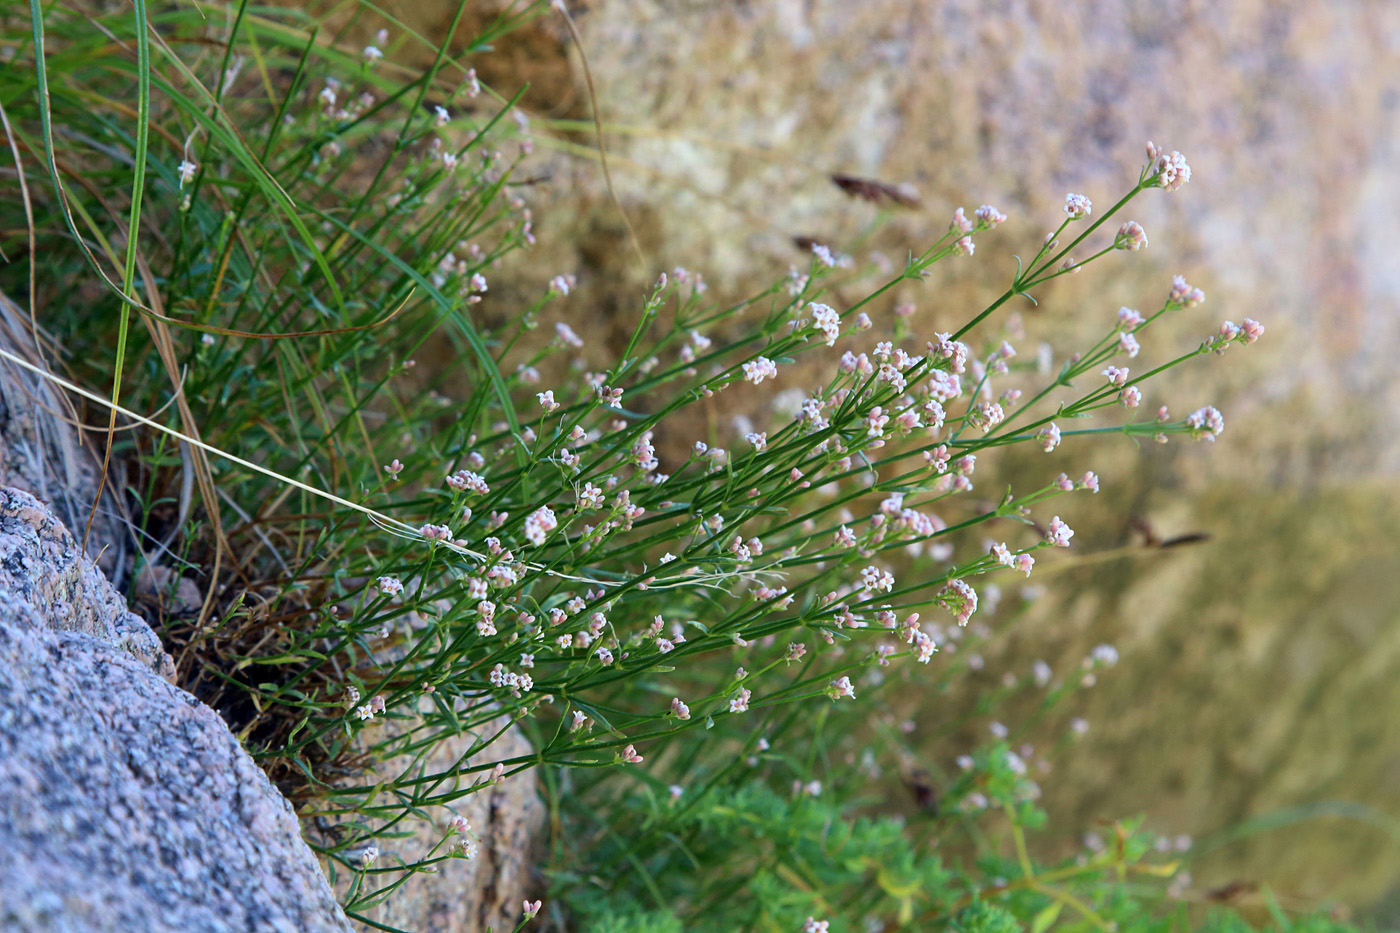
305,0,1400,920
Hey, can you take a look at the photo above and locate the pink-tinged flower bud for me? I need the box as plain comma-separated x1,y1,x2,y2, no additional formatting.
1147,143,1191,191
1114,221,1148,251
419,523,453,543
1186,405,1225,441
1102,366,1130,387
975,204,1007,226
827,676,856,700
1168,275,1205,306
938,578,978,626
1047,516,1074,547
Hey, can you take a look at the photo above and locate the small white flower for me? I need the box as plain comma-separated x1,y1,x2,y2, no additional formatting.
1063,192,1092,219
741,356,778,385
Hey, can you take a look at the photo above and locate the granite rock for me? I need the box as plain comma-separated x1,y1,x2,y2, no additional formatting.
0,290,127,576
0,487,352,933
0,486,173,682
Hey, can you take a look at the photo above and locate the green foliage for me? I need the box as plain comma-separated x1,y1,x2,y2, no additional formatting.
952,901,1025,933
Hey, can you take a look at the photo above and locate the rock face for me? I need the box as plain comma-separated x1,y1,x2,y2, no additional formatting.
0,485,173,682
0,487,352,933
0,290,127,577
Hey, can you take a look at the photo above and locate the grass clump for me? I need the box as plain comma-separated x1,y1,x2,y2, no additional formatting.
0,2,1370,931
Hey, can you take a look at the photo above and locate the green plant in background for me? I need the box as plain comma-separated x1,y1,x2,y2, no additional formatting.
0,1,1372,931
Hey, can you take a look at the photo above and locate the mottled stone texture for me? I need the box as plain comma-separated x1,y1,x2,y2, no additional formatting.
0,486,172,682
0,487,351,933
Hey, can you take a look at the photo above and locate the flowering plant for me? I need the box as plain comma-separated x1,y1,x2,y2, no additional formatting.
8,4,1353,932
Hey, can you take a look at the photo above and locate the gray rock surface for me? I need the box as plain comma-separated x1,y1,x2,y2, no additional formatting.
0,290,127,577
0,487,352,933
0,486,173,682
